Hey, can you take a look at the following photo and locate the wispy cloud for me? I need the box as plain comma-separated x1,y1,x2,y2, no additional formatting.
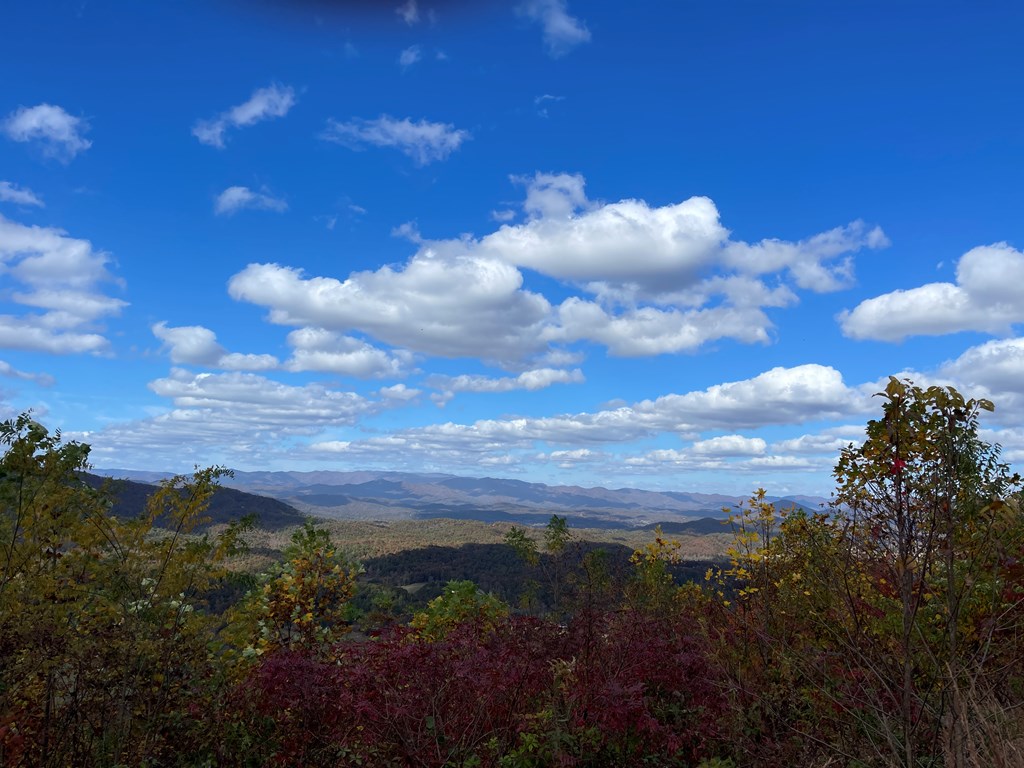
534,93,565,117
0,360,54,386
214,186,288,216
76,369,389,469
193,84,296,149
396,0,419,25
308,364,865,470
322,115,469,165
0,181,44,207
2,104,91,161
68,350,429,469
398,44,422,69
428,367,584,404
391,220,423,243
518,0,591,58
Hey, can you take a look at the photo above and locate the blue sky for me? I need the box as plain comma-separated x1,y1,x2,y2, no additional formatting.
2,0,1023,495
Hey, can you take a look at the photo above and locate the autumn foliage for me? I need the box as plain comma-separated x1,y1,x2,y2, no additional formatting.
2,378,1024,767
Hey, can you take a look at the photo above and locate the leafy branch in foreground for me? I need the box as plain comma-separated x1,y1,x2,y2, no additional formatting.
0,414,248,767
708,379,1024,766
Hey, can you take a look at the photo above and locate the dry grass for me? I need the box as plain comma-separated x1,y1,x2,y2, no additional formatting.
942,684,1024,768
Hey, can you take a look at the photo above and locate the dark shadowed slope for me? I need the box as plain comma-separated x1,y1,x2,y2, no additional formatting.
80,473,306,530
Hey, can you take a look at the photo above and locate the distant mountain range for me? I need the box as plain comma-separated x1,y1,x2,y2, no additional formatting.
80,473,306,530
93,468,828,530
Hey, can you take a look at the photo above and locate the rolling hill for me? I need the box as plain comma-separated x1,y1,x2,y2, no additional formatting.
79,473,306,530
93,468,827,530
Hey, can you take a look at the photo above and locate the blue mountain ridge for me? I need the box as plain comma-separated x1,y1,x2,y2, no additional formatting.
93,468,828,529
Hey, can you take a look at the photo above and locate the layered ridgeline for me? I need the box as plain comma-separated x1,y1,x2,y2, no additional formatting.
92,468,826,529
78,472,306,530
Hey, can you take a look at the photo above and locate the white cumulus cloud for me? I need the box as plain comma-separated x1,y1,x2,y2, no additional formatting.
550,300,773,356
479,174,883,305
515,171,588,219
942,336,1024,394
228,254,552,365
379,383,420,401
926,336,1024,424
724,220,889,292
769,428,863,455
226,173,886,363
0,214,126,354
3,104,91,161
839,242,1024,341
283,327,414,378
690,435,767,456
152,322,279,371
485,194,723,287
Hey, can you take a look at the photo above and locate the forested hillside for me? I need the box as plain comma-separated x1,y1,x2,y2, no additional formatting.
78,472,306,530
94,466,827,529
2,379,1023,767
